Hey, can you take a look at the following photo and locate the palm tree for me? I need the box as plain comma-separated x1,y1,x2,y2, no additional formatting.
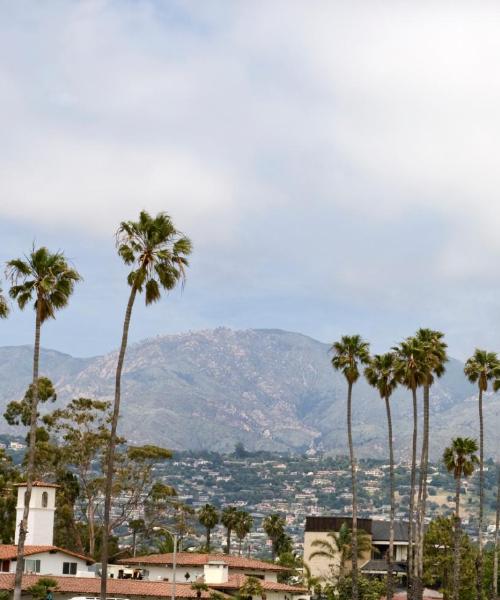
365,352,398,600
263,514,286,561
6,247,81,600
413,328,447,600
191,582,209,599
493,464,500,600
234,511,253,556
330,334,370,600
302,562,321,593
443,437,478,600
221,506,239,554
100,211,191,599
464,349,500,599
393,336,426,598
198,504,219,552
239,576,264,600
0,284,9,319
309,523,371,584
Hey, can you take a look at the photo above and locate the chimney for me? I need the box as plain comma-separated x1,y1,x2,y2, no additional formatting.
203,561,229,584
15,482,58,546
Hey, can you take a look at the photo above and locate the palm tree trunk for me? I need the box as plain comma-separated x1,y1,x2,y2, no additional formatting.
452,475,461,600
415,383,430,600
493,464,500,600
206,527,211,552
239,538,242,556
226,528,231,554
132,530,137,557
477,388,484,600
385,396,395,600
347,381,359,600
13,303,42,600
408,385,418,600
100,285,137,600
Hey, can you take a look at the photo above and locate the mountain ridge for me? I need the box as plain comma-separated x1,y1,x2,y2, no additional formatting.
0,327,496,460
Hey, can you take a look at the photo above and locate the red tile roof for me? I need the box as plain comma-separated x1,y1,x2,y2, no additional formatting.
0,545,93,564
119,552,286,572
209,574,307,593
0,574,211,598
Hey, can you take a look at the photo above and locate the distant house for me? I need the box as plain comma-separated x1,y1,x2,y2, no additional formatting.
303,516,409,583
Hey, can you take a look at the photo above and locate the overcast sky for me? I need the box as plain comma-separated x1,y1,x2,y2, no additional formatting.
2,0,500,359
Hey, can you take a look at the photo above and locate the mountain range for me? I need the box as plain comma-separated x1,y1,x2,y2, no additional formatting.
0,327,497,460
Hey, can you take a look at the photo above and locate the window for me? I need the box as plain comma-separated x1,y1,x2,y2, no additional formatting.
41,491,48,508
63,562,78,575
1,560,9,573
24,559,41,573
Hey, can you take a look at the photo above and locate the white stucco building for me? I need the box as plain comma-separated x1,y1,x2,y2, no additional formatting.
0,482,93,577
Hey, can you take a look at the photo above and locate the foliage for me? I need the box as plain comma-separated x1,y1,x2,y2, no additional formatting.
191,582,209,599
263,513,287,560
26,577,58,600
309,524,371,583
6,246,81,322
443,438,479,481
0,284,9,319
198,503,219,551
234,510,253,554
276,551,302,584
4,378,57,427
0,448,20,543
238,576,264,599
423,517,477,600
330,335,370,384
337,574,385,600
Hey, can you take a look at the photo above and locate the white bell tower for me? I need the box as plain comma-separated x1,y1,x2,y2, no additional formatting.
15,482,58,546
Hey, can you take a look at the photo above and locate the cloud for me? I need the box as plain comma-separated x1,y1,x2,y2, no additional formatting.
2,0,500,357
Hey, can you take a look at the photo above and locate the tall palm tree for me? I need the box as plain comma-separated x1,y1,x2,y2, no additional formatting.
464,349,500,599
198,504,219,552
234,511,253,556
330,334,370,600
0,284,9,319
309,523,371,584
365,352,398,600
221,506,239,554
493,464,500,600
100,211,192,600
393,336,426,600
413,328,447,600
6,247,81,600
443,437,478,600
263,514,286,561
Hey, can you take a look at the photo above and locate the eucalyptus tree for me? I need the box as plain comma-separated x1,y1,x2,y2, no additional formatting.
198,504,219,552
0,284,9,318
443,437,478,600
413,328,447,600
365,352,398,600
330,334,370,600
464,349,500,598
6,246,81,600
393,336,426,598
100,211,191,599
221,506,239,554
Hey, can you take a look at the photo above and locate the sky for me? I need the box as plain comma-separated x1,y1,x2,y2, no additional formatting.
2,0,500,359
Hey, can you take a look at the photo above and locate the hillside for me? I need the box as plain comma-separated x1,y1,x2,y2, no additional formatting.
0,328,495,459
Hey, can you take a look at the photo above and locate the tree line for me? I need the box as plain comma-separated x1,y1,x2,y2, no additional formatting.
330,332,500,600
